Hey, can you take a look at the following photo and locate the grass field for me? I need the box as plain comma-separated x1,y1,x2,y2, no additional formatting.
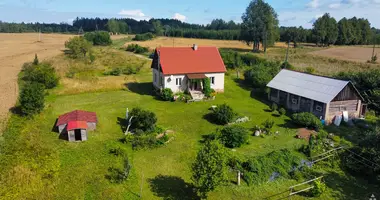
1,65,379,199
309,46,380,63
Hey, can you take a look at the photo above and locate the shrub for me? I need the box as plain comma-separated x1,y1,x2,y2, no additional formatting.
129,107,157,133
133,33,155,41
126,44,149,54
33,54,39,65
84,31,112,46
89,52,96,63
219,125,249,148
305,67,315,74
310,180,326,197
291,112,322,130
280,61,294,70
290,170,304,181
129,135,168,150
244,62,280,89
203,78,212,97
161,88,174,101
107,158,131,183
65,36,92,58
270,103,278,112
19,82,45,116
279,108,286,116
262,119,275,134
109,147,127,157
22,62,59,89
211,104,235,125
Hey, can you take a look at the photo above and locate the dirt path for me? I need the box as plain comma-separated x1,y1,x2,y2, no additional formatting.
0,33,74,133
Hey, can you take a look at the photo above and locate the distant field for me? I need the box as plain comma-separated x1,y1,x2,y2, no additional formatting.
309,46,380,63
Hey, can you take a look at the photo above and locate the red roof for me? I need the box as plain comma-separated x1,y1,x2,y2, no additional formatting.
56,110,97,126
67,121,88,131
155,46,226,75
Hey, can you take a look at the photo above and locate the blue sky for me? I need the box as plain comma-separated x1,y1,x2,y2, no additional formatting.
0,0,379,28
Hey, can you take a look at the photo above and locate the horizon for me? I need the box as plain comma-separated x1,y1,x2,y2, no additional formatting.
0,0,380,29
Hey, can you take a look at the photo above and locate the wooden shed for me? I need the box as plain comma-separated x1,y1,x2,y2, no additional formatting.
266,69,365,123
56,110,97,142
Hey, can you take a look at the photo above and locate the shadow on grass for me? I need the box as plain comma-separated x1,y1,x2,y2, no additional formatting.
117,117,128,133
9,106,22,115
125,82,155,96
278,119,299,129
149,175,199,200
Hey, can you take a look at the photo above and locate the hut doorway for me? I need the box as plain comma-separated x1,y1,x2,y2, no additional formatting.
74,129,82,141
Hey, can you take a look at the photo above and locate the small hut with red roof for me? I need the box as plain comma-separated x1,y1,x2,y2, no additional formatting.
56,110,98,142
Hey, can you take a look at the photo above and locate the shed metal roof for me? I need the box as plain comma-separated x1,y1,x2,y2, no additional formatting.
267,69,349,103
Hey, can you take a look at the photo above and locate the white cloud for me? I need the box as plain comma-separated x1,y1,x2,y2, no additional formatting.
307,0,320,9
173,13,186,22
118,9,150,20
328,3,341,9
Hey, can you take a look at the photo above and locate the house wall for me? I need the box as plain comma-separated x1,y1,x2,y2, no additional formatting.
205,73,225,92
152,68,165,89
81,129,88,141
68,130,75,142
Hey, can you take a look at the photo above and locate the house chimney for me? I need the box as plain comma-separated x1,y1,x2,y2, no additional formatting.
193,44,198,51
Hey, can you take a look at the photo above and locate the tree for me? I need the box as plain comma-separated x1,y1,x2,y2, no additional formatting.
151,20,164,36
219,125,249,148
241,0,279,52
312,13,338,46
84,31,112,46
64,36,92,58
22,62,59,89
19,82,45,116
107,19,120,34
281,26,307,47
33,54,39,65
211,104,236,125
118,21,129,34
129,107,157,133
192,140,228,198
337,18,354,45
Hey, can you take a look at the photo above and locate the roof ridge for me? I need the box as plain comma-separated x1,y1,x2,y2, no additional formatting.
282,69,349,83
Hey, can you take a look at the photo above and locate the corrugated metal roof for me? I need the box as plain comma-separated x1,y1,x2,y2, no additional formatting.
266,69,349,103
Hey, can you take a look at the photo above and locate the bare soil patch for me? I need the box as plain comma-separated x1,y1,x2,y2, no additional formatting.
309,46,380,63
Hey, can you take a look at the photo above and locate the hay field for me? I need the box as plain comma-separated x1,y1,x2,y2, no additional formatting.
309,46,380,63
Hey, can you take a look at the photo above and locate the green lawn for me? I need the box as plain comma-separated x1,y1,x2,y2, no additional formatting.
0,72,379,199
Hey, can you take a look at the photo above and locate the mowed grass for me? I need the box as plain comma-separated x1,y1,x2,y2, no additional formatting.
2,70,379,199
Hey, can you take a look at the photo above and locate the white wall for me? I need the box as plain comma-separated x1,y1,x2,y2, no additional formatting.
164,74,187,93
152,68,166,89
206,73,225,92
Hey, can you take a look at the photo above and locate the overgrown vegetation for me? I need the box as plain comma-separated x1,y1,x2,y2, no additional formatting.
64,36,92,58
22,62,59,89
292,112,322,130
160,88,174,101
209,104,236,125
203,78,213,98
126,44,149,54
84,31,112,46
219,125,249,148
133,33,155,41
19,82,45,116
129,107,157,133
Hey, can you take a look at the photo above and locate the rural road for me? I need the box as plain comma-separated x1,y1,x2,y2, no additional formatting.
0,33,73,133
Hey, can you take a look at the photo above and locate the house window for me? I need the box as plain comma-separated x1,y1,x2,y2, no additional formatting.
316,105,323,112
176,78,182,86
210,77,215,85
291,97,298,104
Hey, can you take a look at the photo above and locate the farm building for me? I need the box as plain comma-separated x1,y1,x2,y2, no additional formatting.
56,110,98,142
151,44,226,100
267,69,365,122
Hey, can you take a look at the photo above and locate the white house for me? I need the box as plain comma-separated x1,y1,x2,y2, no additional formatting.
151,45,227,99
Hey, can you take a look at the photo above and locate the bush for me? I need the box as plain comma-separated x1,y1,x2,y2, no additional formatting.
107,158,131,183
279,108,286,116
270,103,278,112
129,107,157,133
262,119,275,134
305,67,315,74
161,88,174,101
211,104,235,125
84,31,112,46
129,135,169,150
244,62,280,89
22,62,59,89
19,82,45,116
219,125,249,148
291,112,322,130
126,44,149,54
203,78,212,97
133,33,155,41
310,180,326,197
280,61,294,70
65,36,92,58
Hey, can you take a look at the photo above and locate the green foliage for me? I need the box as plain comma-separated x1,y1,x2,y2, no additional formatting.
244,62,281,89
305,67,315,74
84,31,112,46
219,125,249,148
129,107,157,133
89,52,96,63
107,157,131,183
291,112,322,130
270,103,278,112
152,20,164,36
126,134,168,150
211,104,236,125
262,119,275,133
104,63,144,76
33,54,39,65
22,62,59,89
280,26,308,47
19,82,45,116
310,180,327,197
312,13,338,46
126,44,149,54
203,78,212,97
64,36,92,58
241,0,279,51
107,19,129,34
279,108,286,116
280,61,294,70
192,140,228,198
240,149,303,185
133,33,155,41
161,88,174,101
